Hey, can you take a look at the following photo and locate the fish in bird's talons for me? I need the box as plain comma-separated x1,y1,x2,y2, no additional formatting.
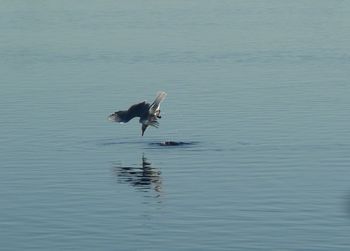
108,91,167,136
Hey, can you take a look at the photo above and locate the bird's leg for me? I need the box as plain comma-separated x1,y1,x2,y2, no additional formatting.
148,120,159,128
145,116,159,127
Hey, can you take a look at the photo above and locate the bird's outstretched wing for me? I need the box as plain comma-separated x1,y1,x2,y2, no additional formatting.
108,101,150,123
149,91,167,115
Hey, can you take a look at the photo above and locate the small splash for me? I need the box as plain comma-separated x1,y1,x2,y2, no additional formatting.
150,141,198,147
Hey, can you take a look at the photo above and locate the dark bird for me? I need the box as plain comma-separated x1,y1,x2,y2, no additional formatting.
108,91,167,136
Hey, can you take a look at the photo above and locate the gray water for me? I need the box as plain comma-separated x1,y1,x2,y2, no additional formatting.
1,1,350,250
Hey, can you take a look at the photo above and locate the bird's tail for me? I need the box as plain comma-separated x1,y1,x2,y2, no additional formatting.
149,91,167,114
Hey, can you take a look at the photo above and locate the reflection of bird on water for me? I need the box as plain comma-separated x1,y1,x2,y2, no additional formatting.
108,91,167,136
113,155,162,193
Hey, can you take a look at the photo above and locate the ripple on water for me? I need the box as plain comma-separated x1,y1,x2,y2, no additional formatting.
149,141,199,147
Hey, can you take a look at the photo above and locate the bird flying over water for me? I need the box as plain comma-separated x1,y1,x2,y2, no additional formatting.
108,91,167,136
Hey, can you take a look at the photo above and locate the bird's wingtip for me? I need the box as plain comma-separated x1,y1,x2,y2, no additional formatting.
141,124,148,136
108,113,122,122
157,91,167,97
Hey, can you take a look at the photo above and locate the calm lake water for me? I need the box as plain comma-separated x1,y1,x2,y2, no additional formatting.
1,1,350,250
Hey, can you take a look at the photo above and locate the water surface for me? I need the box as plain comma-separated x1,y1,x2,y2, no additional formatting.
1,1,350,250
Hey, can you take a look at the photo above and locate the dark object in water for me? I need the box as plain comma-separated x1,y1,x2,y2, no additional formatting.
108,91,167,136
159,141,192,146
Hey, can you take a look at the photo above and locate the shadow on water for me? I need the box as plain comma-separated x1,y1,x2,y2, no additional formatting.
112,154,162,195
